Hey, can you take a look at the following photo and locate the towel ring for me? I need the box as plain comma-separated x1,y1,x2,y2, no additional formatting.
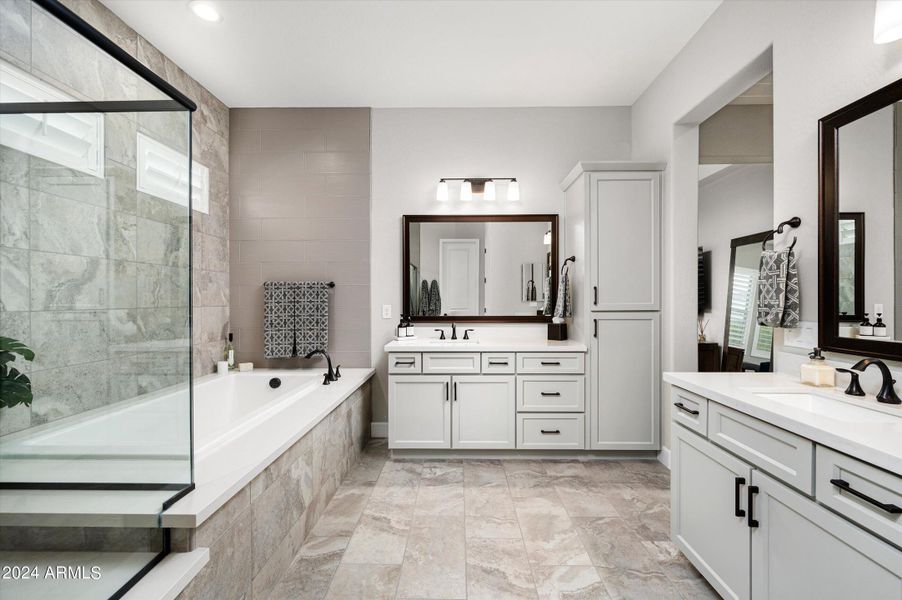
762,217,802,250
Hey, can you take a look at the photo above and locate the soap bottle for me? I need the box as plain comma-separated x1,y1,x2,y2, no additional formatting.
874,313,888,338
225,333,235,369
800,347,835,387
396,315,408,339
859,313,873,337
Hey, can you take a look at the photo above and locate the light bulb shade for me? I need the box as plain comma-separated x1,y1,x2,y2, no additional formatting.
875,0,902,43
460,180,473,202
436,180,449,202
507,180,520,202
483,180,496,201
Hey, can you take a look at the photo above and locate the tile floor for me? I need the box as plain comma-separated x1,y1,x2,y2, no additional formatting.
270,440,719,600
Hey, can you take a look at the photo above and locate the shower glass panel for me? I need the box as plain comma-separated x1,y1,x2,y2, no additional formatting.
0,1,194,597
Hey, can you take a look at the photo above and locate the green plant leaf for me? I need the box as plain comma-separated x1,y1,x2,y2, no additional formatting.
0,337,34,364
0,366,32,408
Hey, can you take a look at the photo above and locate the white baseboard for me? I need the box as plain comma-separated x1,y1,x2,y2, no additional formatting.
657,446,671,470
370,422,388,438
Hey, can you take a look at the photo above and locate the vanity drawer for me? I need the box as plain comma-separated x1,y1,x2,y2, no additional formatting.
516,353,585,374
816,446,902,547
708,402,814,495
422,352,481,374
517,376,585,412
388,353,421,374
517,414,585,450
482,352,515,374
670,387,708,436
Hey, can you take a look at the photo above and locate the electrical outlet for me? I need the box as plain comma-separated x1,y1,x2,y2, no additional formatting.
382,304,392,319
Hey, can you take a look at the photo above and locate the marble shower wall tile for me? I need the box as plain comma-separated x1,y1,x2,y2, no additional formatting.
0,182,29,249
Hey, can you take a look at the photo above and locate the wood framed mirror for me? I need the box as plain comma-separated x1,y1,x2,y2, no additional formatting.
819,76,902,360
402,214,558,323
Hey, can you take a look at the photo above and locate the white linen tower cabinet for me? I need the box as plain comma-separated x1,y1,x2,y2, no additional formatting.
561,162,665,450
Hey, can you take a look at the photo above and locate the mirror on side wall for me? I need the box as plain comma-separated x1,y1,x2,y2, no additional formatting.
820,77,902,361
403,215,558,322
722,233,774,372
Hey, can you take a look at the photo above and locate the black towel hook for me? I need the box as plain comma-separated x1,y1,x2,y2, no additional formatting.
762,217,801,250
561,256,576,275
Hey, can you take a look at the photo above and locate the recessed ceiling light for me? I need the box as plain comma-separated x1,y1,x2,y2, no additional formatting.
188,1,221,23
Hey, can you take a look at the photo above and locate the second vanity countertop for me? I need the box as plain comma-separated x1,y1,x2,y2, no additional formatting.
664,371,902,475
384,338,588,353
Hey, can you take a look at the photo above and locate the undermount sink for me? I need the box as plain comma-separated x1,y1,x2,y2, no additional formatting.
753,393,900,424
423,338,479,345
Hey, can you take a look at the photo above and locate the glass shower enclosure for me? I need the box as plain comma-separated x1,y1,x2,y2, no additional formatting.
0,0,194,597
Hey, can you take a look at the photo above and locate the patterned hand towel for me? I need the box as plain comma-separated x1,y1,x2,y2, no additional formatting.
428,279,442,316
419,280,430,316
756,248,800,328
553,265,572,319
263,281,330,358
542,273,553,316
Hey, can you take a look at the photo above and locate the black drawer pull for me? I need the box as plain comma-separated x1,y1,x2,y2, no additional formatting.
593,286,598,305
488,360,509,366
394,360,415,366
747,485,759,528
540,391,561,397
540,429,561,435
734,477,746,518
540,361,561,366
831,479,902,514
674,402,700,416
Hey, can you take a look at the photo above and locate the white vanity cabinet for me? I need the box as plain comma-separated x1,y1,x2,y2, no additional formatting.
387,347,586,451
670,384,902,599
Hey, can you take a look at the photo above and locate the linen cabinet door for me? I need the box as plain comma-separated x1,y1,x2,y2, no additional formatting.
389,376,451,449
589,171,661,311
672,424,752,600
589,313,660,449
750,470,902,599
452,376,515,449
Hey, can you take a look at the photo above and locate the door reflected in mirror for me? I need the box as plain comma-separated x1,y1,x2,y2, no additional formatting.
403,215,557,321
835,102,900,341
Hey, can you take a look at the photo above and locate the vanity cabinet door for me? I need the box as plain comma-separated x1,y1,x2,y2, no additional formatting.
672,424,751,600
751,470,902,599
452,376,515,449
389,376,451,449
589,171,661,311
589,313,659,450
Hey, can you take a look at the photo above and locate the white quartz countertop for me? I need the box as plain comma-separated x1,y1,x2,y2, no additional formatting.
162,368,375,528
384,339,587,352
664,372,902,474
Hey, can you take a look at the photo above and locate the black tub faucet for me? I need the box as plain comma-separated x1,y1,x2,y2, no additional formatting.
305,349,336,382
851,358,901,404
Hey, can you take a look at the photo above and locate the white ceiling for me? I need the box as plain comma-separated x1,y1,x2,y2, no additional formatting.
102,0,721,108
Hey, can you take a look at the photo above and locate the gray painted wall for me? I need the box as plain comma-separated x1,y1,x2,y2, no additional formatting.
229,108,371,369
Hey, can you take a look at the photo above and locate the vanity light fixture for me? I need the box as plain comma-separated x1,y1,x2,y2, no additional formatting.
188,0,222,22
483,179,496,201
874,0,902,43
436,179,449,202
434,177,519,202
460,180,473,202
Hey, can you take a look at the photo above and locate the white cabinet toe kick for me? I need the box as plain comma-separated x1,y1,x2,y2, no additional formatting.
668,382,902,600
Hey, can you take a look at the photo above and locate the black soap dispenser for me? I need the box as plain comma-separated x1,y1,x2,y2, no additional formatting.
874,312,888,338
859,313,873,337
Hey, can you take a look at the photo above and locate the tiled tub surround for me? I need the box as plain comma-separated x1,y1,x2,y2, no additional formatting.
229,108,371,370
167,375,373,600
254,441,717,600
0,2,231,445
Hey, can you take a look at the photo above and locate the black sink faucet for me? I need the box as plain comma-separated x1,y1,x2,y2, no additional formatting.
851,358,901,404
451,322,457,340
305,349,337,383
